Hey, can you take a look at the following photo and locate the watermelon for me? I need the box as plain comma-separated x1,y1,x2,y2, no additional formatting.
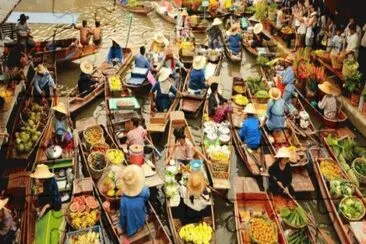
89,200,99,210
69,202,79,213
78,204,86,213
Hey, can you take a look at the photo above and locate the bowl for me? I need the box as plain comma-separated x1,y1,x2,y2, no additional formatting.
339,196,365,221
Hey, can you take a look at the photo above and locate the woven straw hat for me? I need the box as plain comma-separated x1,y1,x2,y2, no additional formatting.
158,67,172,82
275,147,291,158
192,56,206,70
229,23,241,35
212,18,222,26
269,87,281,100
52,102,67,114
30,164,54,179
187,172,206,197
318,81,340,96
253,23,263,35
120,164,145,197
35,64,48,75
0,198,8,210
80,61,93,74
243,103,257,114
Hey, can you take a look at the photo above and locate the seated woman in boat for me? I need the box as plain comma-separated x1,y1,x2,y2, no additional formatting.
159,47,187,84
275,56,294,95
239,103,262,150
207,18,224,49
176,9,191,40
77,61,97,97
268,147,295,196
208,82,232,123
165,128,210,165
126,117,147,147
135,46,150,70
0,198,17,244
250,23,264,48
179,172,211,224
149,33,170,71
317,81,339,120
106,38,124,65
33,64,56,98
52,102,73,151
31,164,61,218
150,67,180,113
226,23,242,55
119,165,150,237
189,56,207,92
263,88,287,132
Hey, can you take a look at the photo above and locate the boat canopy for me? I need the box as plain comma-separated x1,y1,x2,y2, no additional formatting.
6,12,80,24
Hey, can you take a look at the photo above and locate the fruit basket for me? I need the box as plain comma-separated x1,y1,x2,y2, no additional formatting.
97,165,125,202
339,196,365,221
66,225,103,244
91,143,110,154
88,152,108,179
106,149,125,165
83,126,104,148
249,216,278,244
352,158,366,184
66,195,100,230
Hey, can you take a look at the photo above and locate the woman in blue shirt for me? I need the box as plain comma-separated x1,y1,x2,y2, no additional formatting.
52,102,73,150
239,103,262,150
120,165,150,237
226,23,242,55
106,38,124,64
263,88,288,131
189,56,207,91
33,64,56,98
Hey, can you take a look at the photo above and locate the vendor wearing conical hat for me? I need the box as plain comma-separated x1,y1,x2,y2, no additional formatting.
179,171,211,224
151,32,169,54
52,102,74,149
33,64,56,98
78,61,97,96
106,37,124,65
159,46,187,83
119,165,149,236
0,197,17,242
268,147,294,196
318,81,340,119
189,56,207,91
226,23,242,55
263,87,287,131
150,67,180,112
239,103,262,151
31,164,61,218
207,18,224,49
250,23,264,48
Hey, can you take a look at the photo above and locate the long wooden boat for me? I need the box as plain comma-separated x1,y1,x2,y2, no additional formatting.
165,111,216,243
120,2,154,15
155,3,177,24
77,124,172,243
309,147,365,244
223,40,243,63
242,38,277,58
68,48,133,114
180,54,223,117
233,177,286,244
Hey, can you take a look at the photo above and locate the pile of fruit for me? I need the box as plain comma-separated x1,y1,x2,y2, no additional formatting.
249,216,277,244
69,196,99,229
320,160,343,181
88,152,108,172
339,196,365,221
68,230,100,244
207,145,230,161
15,103,45,153
106,149,125,165
0,86,13,106
255,90,269,99
84,126,104,145
280,206,308,228
233,84,246,94
330,179,355,197
288,229,310,244
109,75,122,91
179,222,213,244
232,94,249,106
99,166,124,198
91,143,110,154
281,26,294,35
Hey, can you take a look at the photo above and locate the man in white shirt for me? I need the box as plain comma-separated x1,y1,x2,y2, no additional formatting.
345,23,360,60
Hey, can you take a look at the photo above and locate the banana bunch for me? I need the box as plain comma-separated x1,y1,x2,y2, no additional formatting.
109,75,122,91
69,231,100,244
179,222,213,244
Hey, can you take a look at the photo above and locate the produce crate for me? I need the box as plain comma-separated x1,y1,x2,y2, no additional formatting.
212,160,229,172
66,225,104,244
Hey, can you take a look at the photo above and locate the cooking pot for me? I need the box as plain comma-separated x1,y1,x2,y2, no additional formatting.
46,145,63,159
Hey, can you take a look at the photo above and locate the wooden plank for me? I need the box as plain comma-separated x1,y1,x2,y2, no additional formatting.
212,178,230,189
292,170,315,192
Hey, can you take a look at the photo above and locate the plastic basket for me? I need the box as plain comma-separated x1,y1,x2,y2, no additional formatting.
66,225,104,244
352,158,366,184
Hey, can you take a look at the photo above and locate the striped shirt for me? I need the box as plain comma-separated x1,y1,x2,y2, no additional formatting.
318,95,337,119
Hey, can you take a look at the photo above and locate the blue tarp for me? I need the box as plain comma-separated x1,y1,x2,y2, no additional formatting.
6,12,80,24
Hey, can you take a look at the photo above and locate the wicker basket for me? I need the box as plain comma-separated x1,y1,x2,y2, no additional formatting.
87,152,108,179
83,126,104,149
339,196,366,221
212,160,229,172
90,143,110,154
97,165,124,203
352,158,366,184
249,216,278,243
66,225,104,244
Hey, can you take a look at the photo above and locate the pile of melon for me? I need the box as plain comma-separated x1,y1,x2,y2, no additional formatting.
68,195,100,229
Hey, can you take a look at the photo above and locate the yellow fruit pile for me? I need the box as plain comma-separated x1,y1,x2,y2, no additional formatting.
320,160,343,181
210,151,230,161
249,217,277,244
233,94,249,106
109,75,122,91
0,86,13,103
233,85,246,94
179,222,213,244
281,26,294,35
106,149,124,165
70,210,98,229
69,231,100,244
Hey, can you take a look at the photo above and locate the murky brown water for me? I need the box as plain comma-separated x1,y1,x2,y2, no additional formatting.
13,0,339,243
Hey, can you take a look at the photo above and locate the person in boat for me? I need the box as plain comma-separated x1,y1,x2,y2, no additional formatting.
166,127,210,164
92,19,102,46
239,103,262,150
135,46,150,70
207,18,224,49
276,56,297,108
250,23,264,48
150,67,180,113
119,164,150,237
33,64,56,98
208,82,231,123
0,198,17,244
344,23,360,60
268,147,295,196
178,172,211,224
189,56,207,92
226,23,242,55
31,164,61,218
317,81,340,120
160,47,187,84
15,13,35,50
263,87,287,132
73,20,92,46
106,38,124,65
6,43,27,69
52,102,73,151
149,33,169,71
77,61,97,97
176,9,191,40
126,117,147,147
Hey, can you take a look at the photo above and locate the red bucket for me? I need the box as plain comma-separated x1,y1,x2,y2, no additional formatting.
129,144,144,166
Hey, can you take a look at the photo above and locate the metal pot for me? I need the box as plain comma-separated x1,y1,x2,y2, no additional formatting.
46,145,63,159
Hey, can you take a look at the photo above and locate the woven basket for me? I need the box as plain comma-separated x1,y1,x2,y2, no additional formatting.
83,126,104,149
90,143,110,154
339,196,366,221
97,165,124,203
352,158,366,184
212,160,229,172
249,216,278,243
65,196,101,230
87,152,108,180
66,225,104,244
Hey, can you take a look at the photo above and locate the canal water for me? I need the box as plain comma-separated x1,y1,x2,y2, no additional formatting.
13,0,340,243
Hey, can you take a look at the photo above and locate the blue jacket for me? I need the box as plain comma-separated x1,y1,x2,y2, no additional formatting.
266,98,287,131
151,81,178,112
239,116,262,149
135,54,150,69
120,187,150,236
227,34,242,55
37,177,61,211
107,46,124,64
189,69,206,90
281,66,295,86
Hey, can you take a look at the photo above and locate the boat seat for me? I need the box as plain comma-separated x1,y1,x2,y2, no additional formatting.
128,222,156,243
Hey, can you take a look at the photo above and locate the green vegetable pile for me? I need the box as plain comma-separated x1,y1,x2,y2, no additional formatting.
280,206,308,228
354,158,366,176
330,179,354,197
257,56,269,67
255,90,269,99
288,229,310,244
246,76,267,95
339,196,365,221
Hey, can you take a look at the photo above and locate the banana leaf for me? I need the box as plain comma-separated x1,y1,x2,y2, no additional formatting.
35,210,65,244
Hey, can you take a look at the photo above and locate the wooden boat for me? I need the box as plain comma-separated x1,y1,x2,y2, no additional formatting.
77,124,172,243
180,53,223,117
120,2,154,15
223,40,243,63
233,177,286,244
155,3,177,24
309,147,365,244
165,111,216,243
68,48,133,114
296,89,348,128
